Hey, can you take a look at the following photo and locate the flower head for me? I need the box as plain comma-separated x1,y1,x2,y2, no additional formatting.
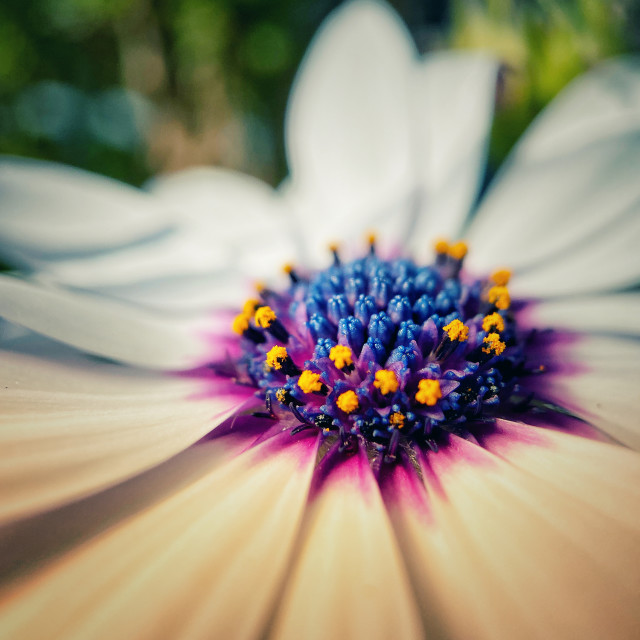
0,2,639,639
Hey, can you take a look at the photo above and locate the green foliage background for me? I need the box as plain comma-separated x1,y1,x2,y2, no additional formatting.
1,0,638,186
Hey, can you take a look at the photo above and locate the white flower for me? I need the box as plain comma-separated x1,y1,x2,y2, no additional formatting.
0,2,639,639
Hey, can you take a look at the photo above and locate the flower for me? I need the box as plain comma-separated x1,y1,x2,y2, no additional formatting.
1,1,640,638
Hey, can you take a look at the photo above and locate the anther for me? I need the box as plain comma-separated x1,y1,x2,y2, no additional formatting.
336,390,359,413
298,370,327,394
329,345,354,371
374,369,399,395
482,333,506,356
367,232,377,255
266,346,300,376
232,313,266,344
255,305,289,342
487,285,511,310
443,319,469,342
416,379,442,406
491,269,511,286
389,412,405,429
283,263,300,284
329,242,341,266
448,241,468,261
482,312,505,333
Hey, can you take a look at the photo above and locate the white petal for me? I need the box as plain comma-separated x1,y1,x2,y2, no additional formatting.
409,52,499,254
390,433,640,640
0,274,228,369
509,203,640,296
522,293,640,337
0,433,319,640
284,0,416,263
0,341,253,523
527,334,640,450
0,157,173,257
31,167,295,308
270,445,423,640
466,58,640,276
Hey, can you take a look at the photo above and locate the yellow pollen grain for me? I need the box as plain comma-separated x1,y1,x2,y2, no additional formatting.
443,319,469,342
367,231,377,246
389,412,405,429
491,269,511,286
266,345,288,370
448,241,468,260
482,312,505,333
488,286,511,310
255,306,277,328
336,390,359,413
416,379,442,406
329,345,353,369
276,388,287,402
232,313,250,335
242,298,260,316
373,369,399,395
434,238,449,254
482,333,506,356
298,370,323,394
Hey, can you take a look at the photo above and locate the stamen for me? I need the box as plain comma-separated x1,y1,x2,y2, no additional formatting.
389,412,405,429
283,263,299,284
373,369,399,395
232,313,250,335
482,312,505,333
266,345,288,370
336,390,359,413
243,299,260,316
329,345,353,370
254,306,277,328
329,242,341,266
443,319,469,342
298,370,324,394
367,232,377,255
448,241,468,261
491,269,511,286
487,285,511,310
416,379,442,406
482,332,506,355
434,238,449,255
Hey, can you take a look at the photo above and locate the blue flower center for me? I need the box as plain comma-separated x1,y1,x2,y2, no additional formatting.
233,240,530,462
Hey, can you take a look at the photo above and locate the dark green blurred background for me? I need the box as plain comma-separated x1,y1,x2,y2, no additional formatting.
1,0,638,187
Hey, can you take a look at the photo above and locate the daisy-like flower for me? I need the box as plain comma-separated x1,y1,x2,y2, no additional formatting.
1,1,640,638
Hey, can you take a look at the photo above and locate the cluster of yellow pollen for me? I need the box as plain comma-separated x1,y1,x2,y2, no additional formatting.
482,312,505,333
389,412,405,429
415,379,442,406
276,388,288,403
487,285,511,310
254,306,276,329
448,240,468,260
443,318,469,342
491,269,511,286
298,370,323,394
482,332,506,356
434,238,449,254
266,345,288,370
336,390,359,413
232,313,250,335
329,345,353,369
373,369,399,395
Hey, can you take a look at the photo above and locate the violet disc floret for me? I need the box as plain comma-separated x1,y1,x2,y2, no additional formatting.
231,239,534,462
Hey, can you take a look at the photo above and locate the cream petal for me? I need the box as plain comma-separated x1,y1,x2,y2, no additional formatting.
526,334,640,449
0,342,253,523
0,433,319,640
0,274,231,369
521,293,640,337
409,52,499,255
392,433,640,640
466,133,640,280
270,444,423,640
284,0,416,264
508,204,640,297
466,58,640,275
0,157,173,257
